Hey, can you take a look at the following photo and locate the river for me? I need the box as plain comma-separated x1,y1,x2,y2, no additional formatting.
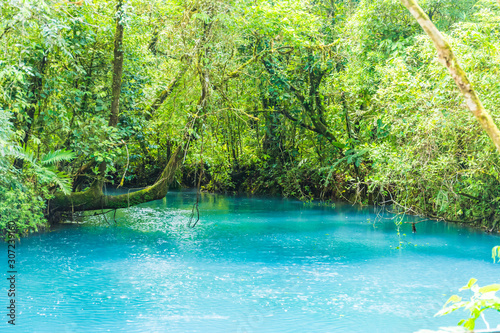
8,190,500,332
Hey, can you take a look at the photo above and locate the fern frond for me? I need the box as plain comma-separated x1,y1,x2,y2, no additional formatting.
52,171,73,195
34,166,73,195
41,149,75,165
14,146,36,164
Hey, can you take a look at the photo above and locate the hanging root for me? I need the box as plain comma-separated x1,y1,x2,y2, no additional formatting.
187,128,205,229
188,201,200,228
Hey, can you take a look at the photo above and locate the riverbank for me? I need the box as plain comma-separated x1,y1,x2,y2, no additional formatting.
172,163,500,233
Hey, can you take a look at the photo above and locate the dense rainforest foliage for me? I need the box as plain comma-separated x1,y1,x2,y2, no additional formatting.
1,0,500,236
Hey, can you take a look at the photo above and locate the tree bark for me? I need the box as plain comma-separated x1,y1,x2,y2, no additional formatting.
400,0,500,154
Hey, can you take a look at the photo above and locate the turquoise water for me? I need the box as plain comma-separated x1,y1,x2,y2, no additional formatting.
4,190,500,332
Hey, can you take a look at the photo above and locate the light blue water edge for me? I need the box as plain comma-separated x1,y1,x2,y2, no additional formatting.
4,190,500,332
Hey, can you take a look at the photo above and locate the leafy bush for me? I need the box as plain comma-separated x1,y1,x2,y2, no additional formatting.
0,108,73,237
436,278,500,331
0,185,46,239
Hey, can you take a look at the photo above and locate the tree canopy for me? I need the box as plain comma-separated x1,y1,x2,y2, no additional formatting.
1,0,500,236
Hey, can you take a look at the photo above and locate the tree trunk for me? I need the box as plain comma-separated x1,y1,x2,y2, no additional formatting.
14,52,47,169
49,0,187,215
93,0,125,188
109,0,124,128
48,1,216,215
400,0,500,154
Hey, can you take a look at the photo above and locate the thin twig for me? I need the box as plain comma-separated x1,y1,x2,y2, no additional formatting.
117,140,129,188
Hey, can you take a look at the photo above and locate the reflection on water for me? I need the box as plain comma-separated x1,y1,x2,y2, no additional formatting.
5,190,500,332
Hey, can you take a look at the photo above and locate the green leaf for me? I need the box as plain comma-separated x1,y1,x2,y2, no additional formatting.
445,295,462,305
462,318,475,330
478,284,500,294
493,246,500,263
460,278,477,291
331,142,345,149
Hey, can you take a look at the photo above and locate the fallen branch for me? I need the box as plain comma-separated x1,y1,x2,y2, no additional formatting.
50,144,184,212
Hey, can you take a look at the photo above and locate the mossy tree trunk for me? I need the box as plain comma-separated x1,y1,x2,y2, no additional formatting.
109,0,124,129
50,144,184,212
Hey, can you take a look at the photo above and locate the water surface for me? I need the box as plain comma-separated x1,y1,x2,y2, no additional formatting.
4,190,500,332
